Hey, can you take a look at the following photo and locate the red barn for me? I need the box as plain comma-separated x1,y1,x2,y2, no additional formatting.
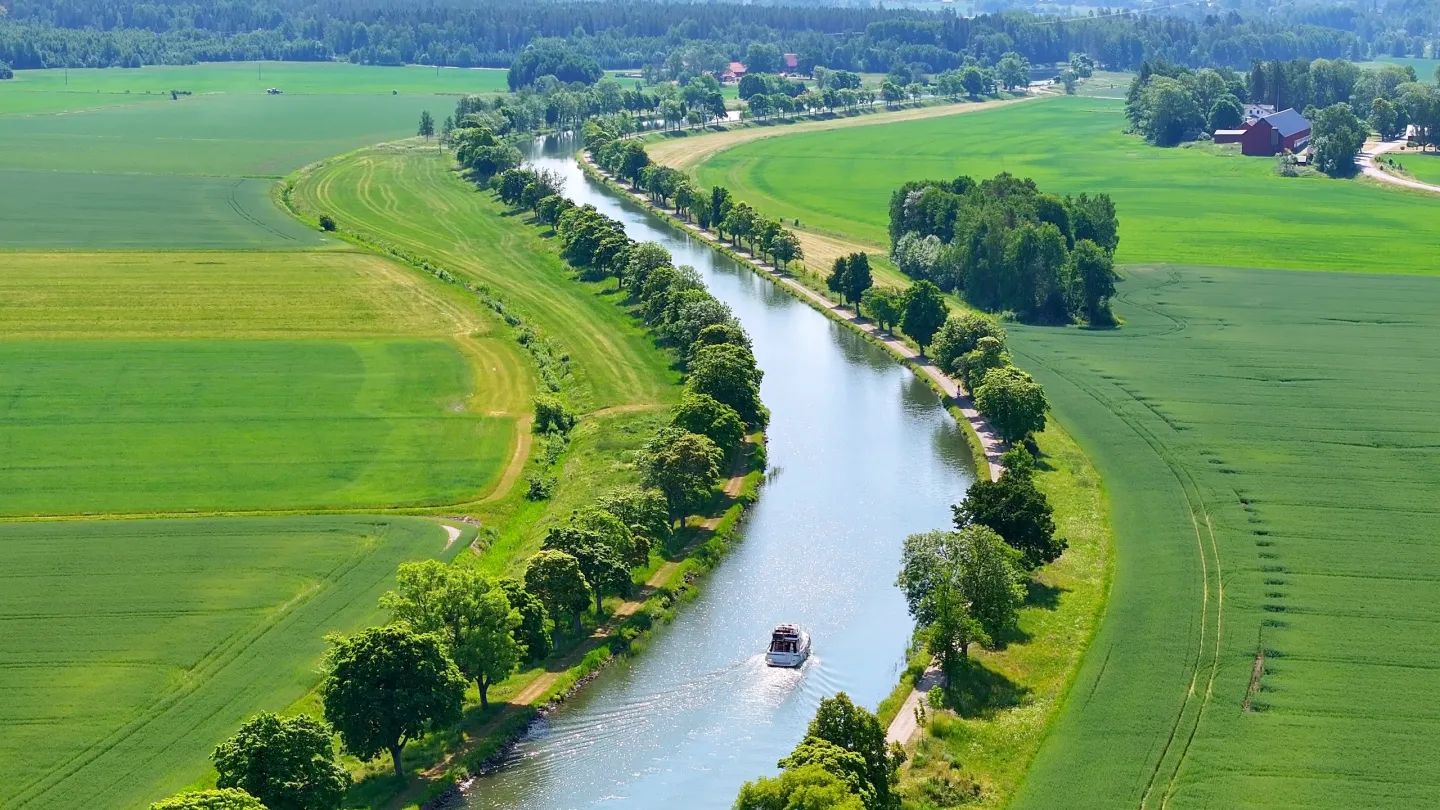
1240,108,1310,157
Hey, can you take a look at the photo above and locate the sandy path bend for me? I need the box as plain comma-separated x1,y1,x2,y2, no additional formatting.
1359,139,1440,194
441,524,462,551
587,156,1005,482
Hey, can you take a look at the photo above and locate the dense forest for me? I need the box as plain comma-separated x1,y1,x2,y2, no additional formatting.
0,0,1402,75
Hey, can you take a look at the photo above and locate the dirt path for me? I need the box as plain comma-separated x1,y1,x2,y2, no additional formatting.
885,663,945,746
1359,139,1440,194
587,156,1005,482
441,524,462,551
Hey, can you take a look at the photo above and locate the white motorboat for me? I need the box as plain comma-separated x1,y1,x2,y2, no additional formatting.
765,624,811,668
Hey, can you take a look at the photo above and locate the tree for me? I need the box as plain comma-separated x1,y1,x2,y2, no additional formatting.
497,578,551,661
996,51,1030,91
827,255,851,303
896,527,1026,672
1138,76,1203,146
900,280,948,355
149,790,267,810
671,391,746,454
746,43,783,75
803,693,903,810
640,428,723,526
955,463,1064,569
734,765,866,810
381,560,522,708
771,230,802,270
317,214,336,232
524,550,591,636
0,63,13,82
417,110,434,139
1070,239,1117,324
955,336,1009,390
321,625,466,780
1208,95,1243,131
543,523,631,617
1371,97,1402,141
973,365,1048,443
860,287,902,332
777,737,874,805
844,252,873,308
687,343,765,427
1311,101,1366,177
212,713,349,810
929,311,1004,378
961,65,985,98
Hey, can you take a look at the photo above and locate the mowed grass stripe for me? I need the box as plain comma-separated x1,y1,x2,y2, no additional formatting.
292,146,681,411
688,95,1440,276
0,515,458,810
1008,266,1440,808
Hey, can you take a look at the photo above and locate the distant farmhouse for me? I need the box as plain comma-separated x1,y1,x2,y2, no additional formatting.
721,61,746,83
1213,107,1311,157
1242,103,1275,123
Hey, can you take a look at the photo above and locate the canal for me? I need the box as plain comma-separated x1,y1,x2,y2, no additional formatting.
463,135,976,808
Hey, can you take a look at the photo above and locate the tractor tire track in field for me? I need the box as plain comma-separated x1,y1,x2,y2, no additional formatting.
225,179,297,242
1012,337,1225,809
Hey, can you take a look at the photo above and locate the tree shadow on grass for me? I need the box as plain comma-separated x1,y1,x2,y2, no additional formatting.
945,659,1030,718
1026,580,1066,611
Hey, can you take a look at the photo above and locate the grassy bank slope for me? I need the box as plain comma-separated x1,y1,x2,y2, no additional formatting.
291,145,680,413
0,516,460,810
1009,266,1440,807
689,95,1440,275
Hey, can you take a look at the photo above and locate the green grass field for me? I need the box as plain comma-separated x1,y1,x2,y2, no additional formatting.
0,251,527,516
0,93,449,248
690,95,1440,275
291,145,682,412
1391,148,1440,185
1006,265,1440,807
0,515,460,810
0,61,507,114
1363,55,1440,83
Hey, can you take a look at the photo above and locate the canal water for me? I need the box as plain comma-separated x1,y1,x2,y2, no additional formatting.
463,135,976,809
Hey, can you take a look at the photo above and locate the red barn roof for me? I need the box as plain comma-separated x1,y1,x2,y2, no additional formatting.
783,53,799,70
729,61,746,76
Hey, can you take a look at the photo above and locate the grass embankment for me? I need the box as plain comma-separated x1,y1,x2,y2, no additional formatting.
0,93,446,248
0,251,527,517
0,517,465,810
1005,266,1440,808
687,94,1440,275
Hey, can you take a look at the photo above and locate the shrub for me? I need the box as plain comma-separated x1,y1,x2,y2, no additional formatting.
526,473,556,500
0,63,13,81
533,394,576,434
317,214,337,231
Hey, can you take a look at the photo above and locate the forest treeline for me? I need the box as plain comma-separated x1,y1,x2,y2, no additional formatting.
0,0,1375,76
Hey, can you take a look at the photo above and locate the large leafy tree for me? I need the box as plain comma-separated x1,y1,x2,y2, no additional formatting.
802,693,904,810
212,713,349,810
1311,101,1367,176
954,453,1065,568
1069,239,1117,325
896,527,1026,673
381,561,522,708
321,625,465,779
671,391,746,454
687,343,765,427
149,790,266,810
498,577,551,661
900,280,949,356
734,765,865,810
973,365,1048,443
640,427,724,526
543,522,632,617
524,550,591,636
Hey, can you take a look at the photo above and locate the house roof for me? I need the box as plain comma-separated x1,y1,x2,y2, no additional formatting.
1261,108,1310,137
783,53,799,69
729,61,746,74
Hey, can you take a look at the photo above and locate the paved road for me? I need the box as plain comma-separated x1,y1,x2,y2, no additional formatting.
885,663,945,745
1358,139,1440,194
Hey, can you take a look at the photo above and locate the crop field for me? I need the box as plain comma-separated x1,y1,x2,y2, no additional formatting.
1392,149,1440,186
291,145,681,411
688,95,1440,275
1362,56,1440,82
0,251,528,515
0,93,447,248
0,61,507,105
0,515,460,810
1005,265,1440,807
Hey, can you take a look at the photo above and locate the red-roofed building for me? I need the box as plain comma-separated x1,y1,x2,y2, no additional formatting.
782,53,799,73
